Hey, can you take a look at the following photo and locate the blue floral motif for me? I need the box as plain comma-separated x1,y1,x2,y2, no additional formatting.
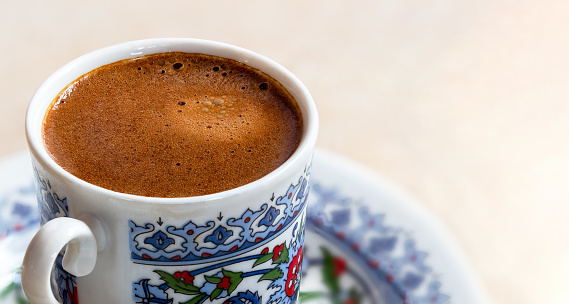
302,182,450,304
129,172,311,265
421,281,450,304
358,208,391,233
369,236,397,254
204,226,234,245
402,272,424,290
34,168,69,224
330,209,350,226
227,207,267,237
145,231,175,251
274,178,307,218
259,206,280,227
295,179,308,201
133,279,172,304
395,240,430,273
11,203,32,217
225,291,262,304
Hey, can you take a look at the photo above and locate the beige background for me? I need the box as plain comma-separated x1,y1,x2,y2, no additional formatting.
2,1,568,303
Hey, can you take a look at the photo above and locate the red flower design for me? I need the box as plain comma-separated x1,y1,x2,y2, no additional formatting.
262,247,269,254
217,276,232,290
285,246,303,296
13,223,23,231
333,257,347,277
273,243,285,260
174,271,194,284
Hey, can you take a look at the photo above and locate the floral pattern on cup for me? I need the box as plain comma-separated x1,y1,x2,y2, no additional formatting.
132,217,305,304
33,168,77,304
129,175,309,265
129,167,311,304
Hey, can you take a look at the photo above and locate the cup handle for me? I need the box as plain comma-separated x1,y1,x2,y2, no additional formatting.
21,217,98,304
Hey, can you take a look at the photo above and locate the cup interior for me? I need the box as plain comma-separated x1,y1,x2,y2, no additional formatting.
26,38,318,203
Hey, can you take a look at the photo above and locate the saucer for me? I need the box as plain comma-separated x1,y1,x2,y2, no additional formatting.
0,149,488,304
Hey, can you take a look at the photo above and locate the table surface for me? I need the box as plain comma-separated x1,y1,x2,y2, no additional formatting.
1,1,567,303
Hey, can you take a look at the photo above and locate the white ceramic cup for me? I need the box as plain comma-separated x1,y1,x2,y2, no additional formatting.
21,38,318,304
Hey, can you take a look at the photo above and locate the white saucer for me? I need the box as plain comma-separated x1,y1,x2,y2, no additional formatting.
0,149,488,304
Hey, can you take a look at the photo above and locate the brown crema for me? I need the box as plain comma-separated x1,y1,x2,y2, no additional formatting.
42,52,302,197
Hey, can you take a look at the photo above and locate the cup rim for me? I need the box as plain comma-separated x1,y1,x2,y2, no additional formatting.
26,38,318,204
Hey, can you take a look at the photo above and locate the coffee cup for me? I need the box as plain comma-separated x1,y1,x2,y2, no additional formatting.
21,38,318,304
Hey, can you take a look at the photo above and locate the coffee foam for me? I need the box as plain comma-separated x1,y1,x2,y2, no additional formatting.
42,53,302,197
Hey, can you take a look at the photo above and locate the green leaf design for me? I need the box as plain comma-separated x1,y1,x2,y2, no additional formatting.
253,253,274,267
210,288,223,300
222,269,244,295
180,294,208,304
297,215,305,242
273,242,290,264
204,275,222,283
299,291,324,302
155,270,200,295
321,247,340,294
258,267,284,282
